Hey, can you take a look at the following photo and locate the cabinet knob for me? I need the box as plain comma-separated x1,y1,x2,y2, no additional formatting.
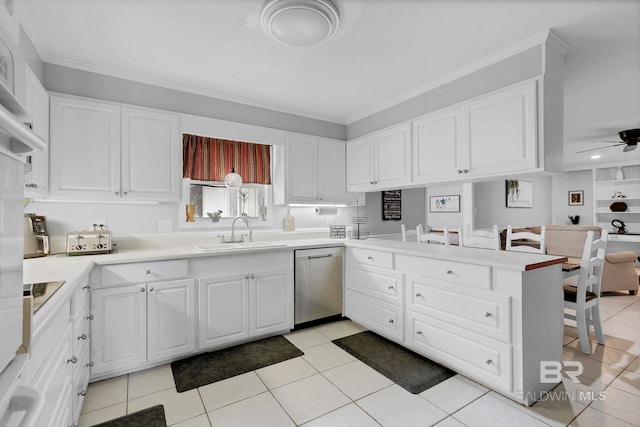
367,256,374,261
145,269,151,275
457,169,463,174
388,319,394,324
244,274,250,279
71,423,79,427
415,293,422,298
388,285,394,290
87,361,95,368
87,314,94,320
149,287,154,292
114,191,119,195
416,330,423,335
82,284,91,290
67,356,78,364
369,181,374,185
484,312,492,318
463,169,469,174
25,183,38,189
78,390,87,397
250,273,255,279
446,269,453,275
123,192,128,195
140,287,146,292
485,359,493,365
78,333,88,340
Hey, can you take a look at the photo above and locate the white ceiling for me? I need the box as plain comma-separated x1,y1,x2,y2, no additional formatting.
18,0,640,167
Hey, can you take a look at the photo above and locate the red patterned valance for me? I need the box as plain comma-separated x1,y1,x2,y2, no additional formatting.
183,134,272,185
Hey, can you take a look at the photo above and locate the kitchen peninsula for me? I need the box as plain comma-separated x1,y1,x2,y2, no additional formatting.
23,233,566,425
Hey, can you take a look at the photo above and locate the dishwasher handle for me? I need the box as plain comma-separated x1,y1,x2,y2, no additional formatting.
307,254,333,259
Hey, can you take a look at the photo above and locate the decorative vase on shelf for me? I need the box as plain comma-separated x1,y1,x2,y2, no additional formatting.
615,166,624,181
186,204,196,222
284,208,295,231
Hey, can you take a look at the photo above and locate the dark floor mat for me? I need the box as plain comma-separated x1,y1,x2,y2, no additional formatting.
171,335,304,392
93,405,166,427
333,331,455,394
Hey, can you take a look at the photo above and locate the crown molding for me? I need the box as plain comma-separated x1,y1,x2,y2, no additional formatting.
42,55,347,125
346,29,564,125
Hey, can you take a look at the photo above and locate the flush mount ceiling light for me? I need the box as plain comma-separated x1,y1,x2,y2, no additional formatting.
261,0,340,47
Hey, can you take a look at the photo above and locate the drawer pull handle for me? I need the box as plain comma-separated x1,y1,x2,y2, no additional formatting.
244,274,250,279
485,359,493,365
446,269,453,275
388,285,394,290
78,333,88,340
87,314,94,320
87,361,95,368
78,390,87,397
484,312,492,318
415,293,422,298
251,273,255,279
67,356,78,364
140,287,146,292
367,256,374,261
145,270,151,275
82,284,91,290
416,330,423,335
388,319,394,324
149,287,154,292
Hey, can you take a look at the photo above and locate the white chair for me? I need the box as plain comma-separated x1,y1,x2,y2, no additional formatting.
563,230,607,354
462,225,500,251
401,224,420,242
505,225,546,253
417,226,459,247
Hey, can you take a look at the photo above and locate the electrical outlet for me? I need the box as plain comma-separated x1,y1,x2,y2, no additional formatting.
89,220,107,230
158,220,172,232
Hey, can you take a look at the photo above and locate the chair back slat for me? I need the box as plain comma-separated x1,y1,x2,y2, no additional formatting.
417,226,459,247
506,225,546,253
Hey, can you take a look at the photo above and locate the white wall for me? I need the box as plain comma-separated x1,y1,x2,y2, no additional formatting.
473,175,553,229
425,183,464,230
360,188,426,235
551,169,593,226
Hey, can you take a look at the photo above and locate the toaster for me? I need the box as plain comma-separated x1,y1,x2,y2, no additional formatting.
66,230,113,255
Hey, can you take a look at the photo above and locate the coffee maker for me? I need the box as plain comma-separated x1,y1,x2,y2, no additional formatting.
24,214,50,258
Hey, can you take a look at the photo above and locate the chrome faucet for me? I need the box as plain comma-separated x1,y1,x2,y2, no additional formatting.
229,216,252,243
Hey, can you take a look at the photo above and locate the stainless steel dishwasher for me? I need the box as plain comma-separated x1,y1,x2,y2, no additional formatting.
294,247,343,326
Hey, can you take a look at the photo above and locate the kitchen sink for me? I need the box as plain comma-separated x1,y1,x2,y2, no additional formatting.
195,242,288,251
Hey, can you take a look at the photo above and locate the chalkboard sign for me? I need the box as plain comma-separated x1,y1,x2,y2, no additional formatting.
382,190,402,220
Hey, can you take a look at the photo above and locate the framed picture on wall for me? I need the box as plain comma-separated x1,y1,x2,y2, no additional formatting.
568,190,584,206
429,195,460,212
505,180,533,208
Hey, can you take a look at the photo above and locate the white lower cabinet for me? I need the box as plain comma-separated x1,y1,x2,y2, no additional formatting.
90,278,195,377
197,259,293,351
346,290,404,341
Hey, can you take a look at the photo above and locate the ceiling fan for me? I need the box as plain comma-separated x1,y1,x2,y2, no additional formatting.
577,128,640,153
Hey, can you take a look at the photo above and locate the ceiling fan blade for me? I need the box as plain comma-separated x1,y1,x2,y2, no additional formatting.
576,143,624,154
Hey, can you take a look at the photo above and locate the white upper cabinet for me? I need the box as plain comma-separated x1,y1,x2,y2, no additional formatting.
50,94,181,201
464,80,537,177
287,134,355,204
121,107,181,201
24,66,49,196
412,105,464,184
347,122,412,192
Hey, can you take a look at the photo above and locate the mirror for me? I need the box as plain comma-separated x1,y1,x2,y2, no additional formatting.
187,180,270,222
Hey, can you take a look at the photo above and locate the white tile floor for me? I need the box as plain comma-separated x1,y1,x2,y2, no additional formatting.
79,293,640,427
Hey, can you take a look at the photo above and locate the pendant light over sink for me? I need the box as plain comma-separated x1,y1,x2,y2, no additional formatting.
224,167,243,188
261,0,340,47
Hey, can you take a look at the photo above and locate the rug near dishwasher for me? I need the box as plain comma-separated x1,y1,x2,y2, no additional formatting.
171,335,303,392
93,405,166,427
332,331,455,394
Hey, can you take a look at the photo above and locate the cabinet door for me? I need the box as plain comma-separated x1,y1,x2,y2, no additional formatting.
286,134,318,203
250,269,292,336
346,135,374,191
24,66,49,196
90,286,146,376
318,139,346,203
50,96,121,198
121,107,181,201
198,275,249,349
413,106,464,184
374,123,412,188
147,279,196,361
465,80,537,176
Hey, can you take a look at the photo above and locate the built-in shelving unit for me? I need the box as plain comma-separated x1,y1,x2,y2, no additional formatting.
593,166,640,235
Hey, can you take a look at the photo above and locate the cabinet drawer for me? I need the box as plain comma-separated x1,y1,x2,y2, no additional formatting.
346,290,403,342
348,247,394,270
100,259,188,286
406,277,511,342
396,255,491,289
348,266,403,305
406,311,512,392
